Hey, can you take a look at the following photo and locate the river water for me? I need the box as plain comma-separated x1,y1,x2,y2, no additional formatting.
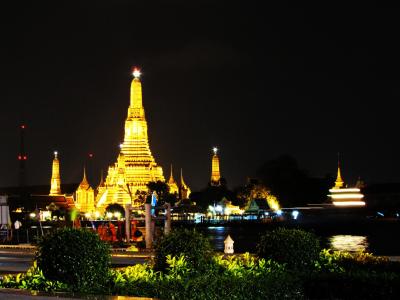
192,218,400,255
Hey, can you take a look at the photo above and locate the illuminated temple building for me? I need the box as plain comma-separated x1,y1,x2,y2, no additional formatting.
95,69,165,210
167,166,191,199
328,161,365,207
75,168,95,213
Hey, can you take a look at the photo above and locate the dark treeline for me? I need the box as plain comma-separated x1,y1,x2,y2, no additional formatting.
190,155,333,209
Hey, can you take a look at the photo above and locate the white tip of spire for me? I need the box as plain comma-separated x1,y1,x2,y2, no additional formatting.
54,151,58,158
132,67,141,79
119,143,123,149
213,147,218,154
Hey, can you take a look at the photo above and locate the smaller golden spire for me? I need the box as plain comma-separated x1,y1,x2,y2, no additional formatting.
333,153,344,189
211,147,221,186
180,168,187,187
168,164,176,184
50,151,62,195
167,164,179,194
79,166,90,189
180,168,191,199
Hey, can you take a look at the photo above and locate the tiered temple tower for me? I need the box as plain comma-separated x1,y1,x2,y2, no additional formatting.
210,147,221,186
96,68,164,209
49,151,61,195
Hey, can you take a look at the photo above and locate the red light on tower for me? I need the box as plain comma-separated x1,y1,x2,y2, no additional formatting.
89,153,94,158
132,67,141,79
18,155,22,160
21,124,26,129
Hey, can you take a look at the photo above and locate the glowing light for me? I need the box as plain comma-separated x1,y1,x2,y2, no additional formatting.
114,211,121,219
333,201,366,206
329,188,361,193
329,235,368,252
330,194,364,199
132,67,141,79
94,211,101,219
292,210,299,220
42,211,51,220
54,151,58,157
85,212,91,219
212,147,218,154
29,212,36,218
276,209,283,216
88,153,94,158
119,143,123,149
21,124,26,129
106,212,113,219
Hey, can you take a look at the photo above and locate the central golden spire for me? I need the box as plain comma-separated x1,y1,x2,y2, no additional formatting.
96,68,164,209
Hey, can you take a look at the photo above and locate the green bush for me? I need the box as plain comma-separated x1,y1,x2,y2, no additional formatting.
36,228,111,292
111,253,304,299
256,227,320,270
154,228,213,272
0,261,67,292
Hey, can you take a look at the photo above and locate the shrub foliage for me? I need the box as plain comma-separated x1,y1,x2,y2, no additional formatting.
257,227,320,269
154,228,213,271
36,228,111,292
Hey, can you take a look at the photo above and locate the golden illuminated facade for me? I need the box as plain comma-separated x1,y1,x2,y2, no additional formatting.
210,147,221,186
167,165,179,195
75,168,95,212
49,151,61,195
328,162,365,207
96,69,164,210
180,168,191,199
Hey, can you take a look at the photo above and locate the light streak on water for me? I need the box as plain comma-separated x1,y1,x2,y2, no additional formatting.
329,235,369,252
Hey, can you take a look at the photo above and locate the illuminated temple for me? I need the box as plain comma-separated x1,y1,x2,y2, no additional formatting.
328,161,365,207
95,69,165,210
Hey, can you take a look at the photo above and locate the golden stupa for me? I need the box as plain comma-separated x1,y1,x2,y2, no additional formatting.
96,68,164,210
49,151,62,195
210,147,221,186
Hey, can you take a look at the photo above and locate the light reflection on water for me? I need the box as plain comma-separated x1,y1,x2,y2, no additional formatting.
328,235,369,252
203,227,372,254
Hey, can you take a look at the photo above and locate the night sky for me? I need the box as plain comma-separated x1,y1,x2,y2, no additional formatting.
1,1,399,191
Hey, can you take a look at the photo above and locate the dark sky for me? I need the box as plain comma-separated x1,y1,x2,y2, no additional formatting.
1,1,399,191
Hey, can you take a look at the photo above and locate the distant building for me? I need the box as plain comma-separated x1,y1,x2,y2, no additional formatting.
167,165,179,195
245,199,270,214
74,168,95,213
208,197,242,215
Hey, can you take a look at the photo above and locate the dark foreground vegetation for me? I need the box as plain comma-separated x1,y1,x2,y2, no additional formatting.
1,227,400,299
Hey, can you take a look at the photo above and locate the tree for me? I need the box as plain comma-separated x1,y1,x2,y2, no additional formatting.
235,180,280,210
147,181,177,206
256,155,331,207
105,203,125,218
